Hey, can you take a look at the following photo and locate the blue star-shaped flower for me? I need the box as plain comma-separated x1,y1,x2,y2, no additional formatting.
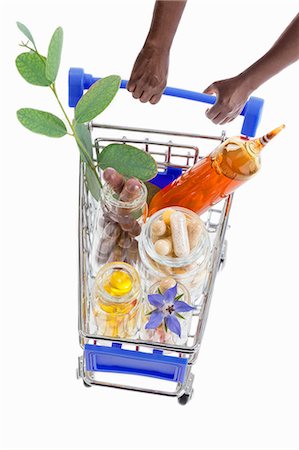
145,284,194,337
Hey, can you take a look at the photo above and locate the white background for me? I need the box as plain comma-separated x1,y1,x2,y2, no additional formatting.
0,1,298,449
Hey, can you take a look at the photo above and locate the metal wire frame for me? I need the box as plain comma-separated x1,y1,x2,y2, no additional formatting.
77,123,232,396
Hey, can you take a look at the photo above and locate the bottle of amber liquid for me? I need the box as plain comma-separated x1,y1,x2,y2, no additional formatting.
149,125,285,216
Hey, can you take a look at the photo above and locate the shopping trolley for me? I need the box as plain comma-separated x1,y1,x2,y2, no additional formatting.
69,68,263,404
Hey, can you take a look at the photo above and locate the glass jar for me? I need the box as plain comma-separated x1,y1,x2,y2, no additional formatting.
91,181,148,275
92,262,141,338
139,281,192,345
138,206,210,302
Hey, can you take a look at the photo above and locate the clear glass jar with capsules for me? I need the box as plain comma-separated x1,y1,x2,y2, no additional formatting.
92,262,142,339
91,180,148,275
138,206,211,303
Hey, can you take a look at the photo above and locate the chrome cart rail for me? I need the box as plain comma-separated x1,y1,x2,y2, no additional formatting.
77,123,232,403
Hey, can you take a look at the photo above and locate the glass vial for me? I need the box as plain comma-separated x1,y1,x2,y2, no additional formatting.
92,262,142,338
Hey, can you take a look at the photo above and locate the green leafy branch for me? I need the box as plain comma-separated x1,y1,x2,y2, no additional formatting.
16,23,157,201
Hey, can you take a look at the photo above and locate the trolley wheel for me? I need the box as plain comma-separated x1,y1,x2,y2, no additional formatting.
83,380,91,388
178,391,193,405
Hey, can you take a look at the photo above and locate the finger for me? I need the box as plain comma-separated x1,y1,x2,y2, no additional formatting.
224,107,243,124
227,116,238,123
132,85,144,99
219,113,237,125
126,79,136,93
205,103,222,121
209,112,223,124
139,90,153,103
213,111,230,125
203,83,217,95
219,117,231,125
149,93,162,104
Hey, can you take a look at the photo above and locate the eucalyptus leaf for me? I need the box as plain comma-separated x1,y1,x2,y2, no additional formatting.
17,108,67,137
98,144,157,181
75,75,121,123
85,165,101,201
46,27,63,82
73,122,93,163
16,52,51,86
16,22,36,47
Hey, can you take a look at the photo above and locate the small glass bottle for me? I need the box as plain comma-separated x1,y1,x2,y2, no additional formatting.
149,125,285,216
138,206,210,302
140,281,192,345
92,262,141,338
91,181,148,275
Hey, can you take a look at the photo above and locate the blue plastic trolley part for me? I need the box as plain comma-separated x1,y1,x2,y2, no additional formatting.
85,343,188,383
68,67,264,137
149,166,182,189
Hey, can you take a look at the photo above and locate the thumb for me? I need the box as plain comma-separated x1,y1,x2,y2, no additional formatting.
203,83,217,95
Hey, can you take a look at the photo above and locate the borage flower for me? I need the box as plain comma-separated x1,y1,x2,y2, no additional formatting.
145,284,195,337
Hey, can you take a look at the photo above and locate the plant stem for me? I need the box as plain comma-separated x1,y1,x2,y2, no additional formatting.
20,42,46,65
51,84,73,130
50,84,102,188
21,38,38,53
20,43,36,52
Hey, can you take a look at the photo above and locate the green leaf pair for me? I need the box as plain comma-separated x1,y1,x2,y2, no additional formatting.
16,24,65,138
16,22,159,202
16,23,63,85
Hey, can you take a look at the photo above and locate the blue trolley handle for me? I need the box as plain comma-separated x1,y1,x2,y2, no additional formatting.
84,343,188,383
69,67,264,137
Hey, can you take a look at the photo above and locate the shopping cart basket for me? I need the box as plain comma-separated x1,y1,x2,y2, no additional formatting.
69,68,263,404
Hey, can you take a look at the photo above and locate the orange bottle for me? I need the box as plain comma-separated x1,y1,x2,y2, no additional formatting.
149,125,285,216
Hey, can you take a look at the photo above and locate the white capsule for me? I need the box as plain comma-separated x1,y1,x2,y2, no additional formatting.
187,220,202,250
170,212,190,257
159,277,176,293
154,237,173,256
151,219,167,237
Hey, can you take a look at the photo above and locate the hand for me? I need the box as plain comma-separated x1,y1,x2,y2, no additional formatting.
127,44,169,104
203,76,252,125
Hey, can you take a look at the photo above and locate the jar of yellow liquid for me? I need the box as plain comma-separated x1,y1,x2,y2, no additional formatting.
92,262,141,338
